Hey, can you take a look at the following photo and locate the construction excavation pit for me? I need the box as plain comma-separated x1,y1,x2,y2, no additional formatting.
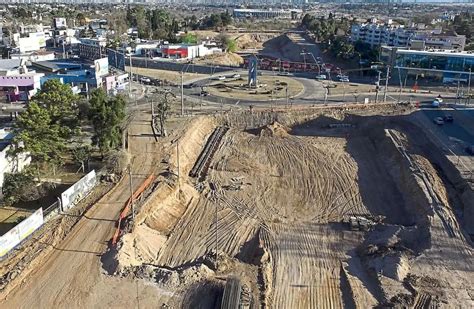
110,107,474,308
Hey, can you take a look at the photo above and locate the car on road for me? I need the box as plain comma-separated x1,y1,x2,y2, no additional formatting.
433,117,444,125
232,74,241,79
432,97,443,107
277,71,292,76
316,74,327,80
338,76,349,82
200,90,209,97
443,114,454,122
214,76,226,80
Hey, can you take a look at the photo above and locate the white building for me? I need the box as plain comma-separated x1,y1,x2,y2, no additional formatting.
0,129,31,193
351,19,466,51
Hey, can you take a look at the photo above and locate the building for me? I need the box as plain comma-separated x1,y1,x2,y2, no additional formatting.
0,59,44,102
31,57,126,95
233,8,302,20
351,19,466,51
155,42,221,60
78,38,107,61
0,128,31,193
391,49,474,83
10,51,55,63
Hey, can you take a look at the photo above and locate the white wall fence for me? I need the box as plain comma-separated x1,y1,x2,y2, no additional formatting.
0,170,97,259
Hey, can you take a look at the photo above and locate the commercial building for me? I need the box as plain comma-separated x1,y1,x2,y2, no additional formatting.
155,42,221,60
78,38,107,61
0,59,44,102
389,48,474,83
31,57,126,95
0,129,31,193
351,19,466,51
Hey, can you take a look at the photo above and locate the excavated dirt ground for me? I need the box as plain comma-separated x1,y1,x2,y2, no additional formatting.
112,108,473,308
1,106,473,308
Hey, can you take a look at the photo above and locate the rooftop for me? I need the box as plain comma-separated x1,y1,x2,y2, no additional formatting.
0,59,21,71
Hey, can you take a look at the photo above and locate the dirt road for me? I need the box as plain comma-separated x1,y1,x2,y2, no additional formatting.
0,113,168,308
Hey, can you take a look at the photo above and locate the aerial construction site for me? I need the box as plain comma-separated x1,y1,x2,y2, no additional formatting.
0,103,473,308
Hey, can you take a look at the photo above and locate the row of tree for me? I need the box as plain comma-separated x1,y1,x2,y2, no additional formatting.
302,13,378,62
123,7,232,42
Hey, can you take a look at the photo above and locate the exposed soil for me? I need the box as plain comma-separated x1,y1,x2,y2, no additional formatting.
1,105,473,308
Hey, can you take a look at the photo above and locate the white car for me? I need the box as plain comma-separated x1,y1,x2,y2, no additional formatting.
432,97,443,107
316,74,327,80
433,117,444,125
215,76,226,80
140,77,151,83
339,76,349,82
232,74,241,79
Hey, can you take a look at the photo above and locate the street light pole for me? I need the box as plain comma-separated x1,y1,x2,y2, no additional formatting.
181,72,184,116
383,65,390,102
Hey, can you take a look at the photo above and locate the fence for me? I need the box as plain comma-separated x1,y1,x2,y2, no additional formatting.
0,208,43,258
60,171,97,211
0,170,97,259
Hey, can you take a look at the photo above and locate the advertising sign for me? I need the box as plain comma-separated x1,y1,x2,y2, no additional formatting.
17,208,44,240
94,58,109,78
0,208,43,258
61,170,97,211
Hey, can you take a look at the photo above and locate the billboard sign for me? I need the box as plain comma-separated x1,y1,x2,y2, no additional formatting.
94,58,109,78
54,18,67,29
61,170,97,211
0,208,44,258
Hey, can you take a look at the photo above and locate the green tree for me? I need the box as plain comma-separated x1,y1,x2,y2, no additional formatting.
72,145,91,173
88,89,126,156
217,33,237,53
10,80,79,168
2,170,35,205
181,33,198,44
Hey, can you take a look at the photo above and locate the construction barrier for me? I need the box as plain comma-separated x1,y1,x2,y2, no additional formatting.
61,170,97,211
0,170,98,259
112,173,156,245
0,208,43,258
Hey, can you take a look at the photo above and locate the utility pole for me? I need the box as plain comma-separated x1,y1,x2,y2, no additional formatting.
177,141,180,190
375,70,382,103
398,67,403,103
286,86,289,107
181,72,184,116
128,54,132,99
129,166,134,220
383,65,390,102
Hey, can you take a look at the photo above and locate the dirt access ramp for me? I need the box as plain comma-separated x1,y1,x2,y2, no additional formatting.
0,113,214,308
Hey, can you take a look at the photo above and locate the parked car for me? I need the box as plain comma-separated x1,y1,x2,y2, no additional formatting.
443,114,454,122
338,76,349,82
140,77,151,84
200,90,209,97
433,117,444,125
232,73,241,79
466,145,474,155
277,71,291,76
214,76,226,80
316,74,327,80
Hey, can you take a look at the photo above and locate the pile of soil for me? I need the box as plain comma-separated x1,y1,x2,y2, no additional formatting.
196,53,244,67
259,122,290,138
